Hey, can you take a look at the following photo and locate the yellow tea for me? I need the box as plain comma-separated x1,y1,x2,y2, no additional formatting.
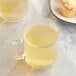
24,25,59,69
0,0,28,21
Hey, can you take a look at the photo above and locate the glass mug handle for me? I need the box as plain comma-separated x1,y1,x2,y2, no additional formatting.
12,38,25,60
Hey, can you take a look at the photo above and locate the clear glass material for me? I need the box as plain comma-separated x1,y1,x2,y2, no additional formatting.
13,17,60,70
0,0,29,22
24,18,60,70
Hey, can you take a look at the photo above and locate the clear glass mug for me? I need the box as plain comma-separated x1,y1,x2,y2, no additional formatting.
13,18,60,70
0,0,31,22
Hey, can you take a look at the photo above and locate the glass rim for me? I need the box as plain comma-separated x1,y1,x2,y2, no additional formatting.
23,18,61,48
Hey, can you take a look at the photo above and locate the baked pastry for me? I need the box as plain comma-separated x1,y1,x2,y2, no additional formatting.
60,0,76,8
59,7,76,18
69,0,76,8
59,0,76,17
60,0,70,4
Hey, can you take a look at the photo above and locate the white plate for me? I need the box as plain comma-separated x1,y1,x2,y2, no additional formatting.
50,0,76,24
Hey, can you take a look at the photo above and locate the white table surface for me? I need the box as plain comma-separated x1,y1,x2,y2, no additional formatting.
0,0,76,76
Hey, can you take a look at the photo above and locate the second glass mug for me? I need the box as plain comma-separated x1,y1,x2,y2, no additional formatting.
0,0,31,22
13,18,60,70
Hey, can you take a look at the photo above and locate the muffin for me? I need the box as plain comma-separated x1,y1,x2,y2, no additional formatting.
69,0,76,8
59,0,76,18
59,7,76,18
60,0,70,4
60,0,76,8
